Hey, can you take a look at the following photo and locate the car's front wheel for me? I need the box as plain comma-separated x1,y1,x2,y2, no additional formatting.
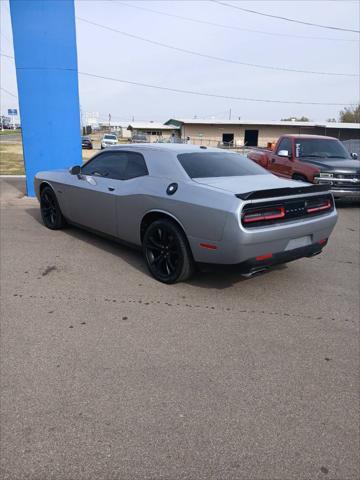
40,186,66,230
143,219,194,284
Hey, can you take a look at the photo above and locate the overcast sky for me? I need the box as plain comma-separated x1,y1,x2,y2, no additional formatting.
1,0,359,123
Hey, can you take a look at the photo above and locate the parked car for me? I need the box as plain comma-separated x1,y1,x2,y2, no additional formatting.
248,134,360,199
131,132,148,143
101,133,118,149
81,136,93,149
34,144,337,283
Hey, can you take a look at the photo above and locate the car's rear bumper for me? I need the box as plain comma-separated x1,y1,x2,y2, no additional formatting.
236,241,325,274
198,241,325,274
188,208,337,265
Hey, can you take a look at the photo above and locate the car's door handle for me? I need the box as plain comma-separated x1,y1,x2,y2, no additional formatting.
108,187,115,192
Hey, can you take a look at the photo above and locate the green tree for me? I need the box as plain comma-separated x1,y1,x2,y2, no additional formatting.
339,105,360,123
281,116,309,122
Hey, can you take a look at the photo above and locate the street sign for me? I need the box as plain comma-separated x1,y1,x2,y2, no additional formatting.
8,109,18,115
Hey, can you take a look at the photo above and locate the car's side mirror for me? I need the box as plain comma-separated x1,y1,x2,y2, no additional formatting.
277,149,291,158
351,152,358,159
70,165,81,175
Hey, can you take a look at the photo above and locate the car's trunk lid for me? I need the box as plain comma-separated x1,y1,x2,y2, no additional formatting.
193,174,306,195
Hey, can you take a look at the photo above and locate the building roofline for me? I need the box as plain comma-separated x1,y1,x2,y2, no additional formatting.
127,122,180,131
164,118,360,129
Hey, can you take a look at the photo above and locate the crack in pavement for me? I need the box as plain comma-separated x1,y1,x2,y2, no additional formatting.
9,292,356,324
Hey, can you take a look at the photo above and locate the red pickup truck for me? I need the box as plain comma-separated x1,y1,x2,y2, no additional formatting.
248,134,360,199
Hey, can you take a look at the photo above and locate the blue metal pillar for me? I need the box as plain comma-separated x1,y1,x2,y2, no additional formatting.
9,0,81,196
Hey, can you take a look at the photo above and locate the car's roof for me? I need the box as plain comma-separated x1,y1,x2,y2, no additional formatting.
108,143,225,154
104,144,235,180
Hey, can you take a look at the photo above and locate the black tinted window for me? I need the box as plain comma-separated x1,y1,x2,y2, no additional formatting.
123,152,148,179
81,151,148,180
81,152,126,179
277,137,292,155
177,152,267,178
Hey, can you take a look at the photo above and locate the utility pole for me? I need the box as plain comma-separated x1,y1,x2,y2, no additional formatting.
229,108,232,120
108,113,111,131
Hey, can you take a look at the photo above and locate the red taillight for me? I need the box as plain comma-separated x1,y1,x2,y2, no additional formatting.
243,206,285,224
319,238,327,245
306,199,331,213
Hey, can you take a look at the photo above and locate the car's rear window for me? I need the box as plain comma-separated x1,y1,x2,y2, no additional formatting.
177,152,267,178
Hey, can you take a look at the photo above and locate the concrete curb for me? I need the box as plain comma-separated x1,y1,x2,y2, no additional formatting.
0,175,26,178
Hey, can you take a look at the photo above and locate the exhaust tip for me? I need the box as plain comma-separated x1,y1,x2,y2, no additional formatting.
241,267,270,278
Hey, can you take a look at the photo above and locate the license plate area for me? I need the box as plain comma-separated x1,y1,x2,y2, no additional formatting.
285,235,312,251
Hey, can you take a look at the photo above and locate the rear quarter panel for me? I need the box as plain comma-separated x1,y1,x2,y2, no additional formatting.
115,176,238,246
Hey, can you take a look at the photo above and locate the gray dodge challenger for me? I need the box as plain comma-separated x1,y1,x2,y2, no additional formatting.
35,144,338,283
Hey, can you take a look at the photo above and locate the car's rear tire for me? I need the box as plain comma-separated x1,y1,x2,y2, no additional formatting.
40,186,66,230
143,219,194,284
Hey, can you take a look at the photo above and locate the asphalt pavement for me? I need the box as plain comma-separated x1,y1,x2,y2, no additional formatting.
1,177,359,480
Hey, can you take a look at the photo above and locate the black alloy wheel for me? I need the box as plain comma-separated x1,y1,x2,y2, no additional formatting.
40,186,66,230
143,219,194,284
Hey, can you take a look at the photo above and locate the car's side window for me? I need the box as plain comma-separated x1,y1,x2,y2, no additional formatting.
276,138,292,156
81,151,148,181
123,152,149,180
81,152,127,180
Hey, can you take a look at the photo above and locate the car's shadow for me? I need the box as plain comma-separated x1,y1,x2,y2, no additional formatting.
187,264,287,289
25,206,288,289
25,206,148,276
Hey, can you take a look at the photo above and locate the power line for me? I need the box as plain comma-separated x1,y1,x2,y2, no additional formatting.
76,17,358,77
0,54,354,106
78,70,354,106
212,1,360,34
0,52,15,60
119,1,356,43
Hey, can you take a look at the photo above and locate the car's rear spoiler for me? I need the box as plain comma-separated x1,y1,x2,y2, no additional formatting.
236,184,330,200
